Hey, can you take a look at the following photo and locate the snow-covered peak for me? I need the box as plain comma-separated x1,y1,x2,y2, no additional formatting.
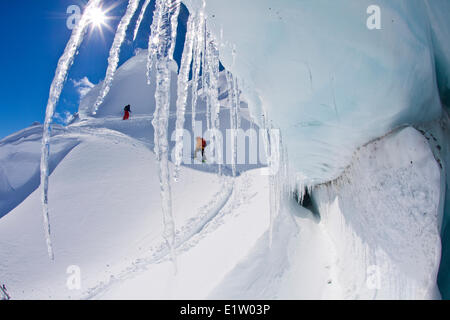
78,50,233,120
78,50,176,118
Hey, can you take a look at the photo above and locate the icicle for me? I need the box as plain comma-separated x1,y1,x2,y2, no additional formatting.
233,77,241,129
151,0,180,271
204,31,221,170
268,129,288,248
153,58,177,271
226,71,237,177
229,73,241,177
40,0,102,260
168,1,181,57
92,0,140,115
203,24,211,133
262,123,283,248
190,12,206,132
133,0,151,41
146,0,166,84
268,140,278,247
174,13,196,181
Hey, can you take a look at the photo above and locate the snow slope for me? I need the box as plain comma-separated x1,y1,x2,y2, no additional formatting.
0,50,275,299
1,122,441,299
0,119,292,299
0,125,79,219
77,50,265,172
0,125,242,299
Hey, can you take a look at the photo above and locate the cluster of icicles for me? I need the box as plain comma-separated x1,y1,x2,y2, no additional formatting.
40,0,283,264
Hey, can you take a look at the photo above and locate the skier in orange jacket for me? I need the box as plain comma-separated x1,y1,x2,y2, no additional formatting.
194,137,207,162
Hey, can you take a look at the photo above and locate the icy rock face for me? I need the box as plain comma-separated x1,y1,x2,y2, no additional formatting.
183,0,448,183
313,127,442,299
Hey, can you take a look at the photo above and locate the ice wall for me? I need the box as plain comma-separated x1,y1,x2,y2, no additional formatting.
183,0,448,184
312,127,442,299
417,112,450,299
425,0,450,107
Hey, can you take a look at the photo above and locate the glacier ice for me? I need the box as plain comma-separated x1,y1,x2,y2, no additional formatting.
425,0,450,107
313,127,442,299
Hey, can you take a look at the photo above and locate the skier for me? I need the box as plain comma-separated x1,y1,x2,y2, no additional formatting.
123,105,131,120
194,137,207,162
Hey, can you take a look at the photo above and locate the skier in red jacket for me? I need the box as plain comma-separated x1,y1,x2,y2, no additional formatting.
123,105,131,120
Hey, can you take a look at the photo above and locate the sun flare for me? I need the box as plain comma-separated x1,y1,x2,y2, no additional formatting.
88,7,108,28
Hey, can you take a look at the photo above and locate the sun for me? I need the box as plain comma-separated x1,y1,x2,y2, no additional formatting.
84,2,120,41
88,7,108,29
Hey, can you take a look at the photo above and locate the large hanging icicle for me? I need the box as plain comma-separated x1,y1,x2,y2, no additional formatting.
133,0,151,41
266,128,285,248
146,0,165,84
174,13,196,180
226,71,238,177
260,117,285,248
153,58,177,271
268,131,280,248
149,0,180,270
203,26,211,133
190,11,206,132
204,32,222,169
40,0,102,260
92,0,140,115
146,0,181,83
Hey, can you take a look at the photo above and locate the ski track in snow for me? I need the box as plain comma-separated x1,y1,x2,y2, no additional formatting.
0,121,248,299
82,165,256,300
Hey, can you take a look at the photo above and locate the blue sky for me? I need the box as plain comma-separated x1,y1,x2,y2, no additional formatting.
0,0,190,139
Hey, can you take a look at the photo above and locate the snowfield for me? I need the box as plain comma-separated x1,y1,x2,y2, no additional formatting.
0,124,267,299
0,118,442,299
